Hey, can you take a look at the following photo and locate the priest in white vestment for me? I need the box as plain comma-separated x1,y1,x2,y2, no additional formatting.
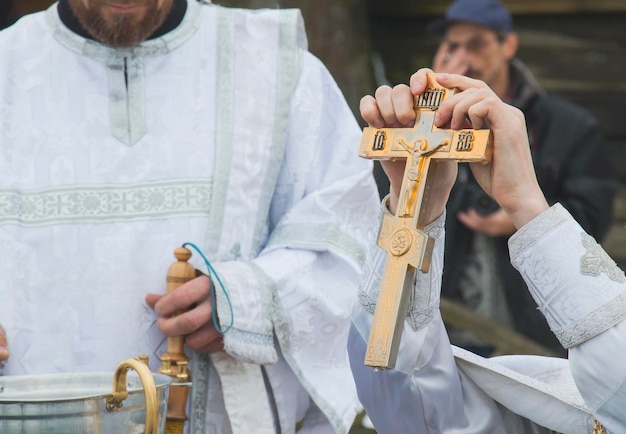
0,1,381,433
349,69,626,434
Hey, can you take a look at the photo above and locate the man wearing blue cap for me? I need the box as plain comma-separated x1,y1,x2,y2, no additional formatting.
431,0,617,357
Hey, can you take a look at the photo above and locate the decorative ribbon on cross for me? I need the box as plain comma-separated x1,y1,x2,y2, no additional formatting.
359,73,493,370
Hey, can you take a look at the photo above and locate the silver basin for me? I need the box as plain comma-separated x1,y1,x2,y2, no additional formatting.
0,361,171,434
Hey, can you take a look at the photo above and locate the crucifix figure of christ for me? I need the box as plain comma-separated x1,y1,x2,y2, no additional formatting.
358,74,494,369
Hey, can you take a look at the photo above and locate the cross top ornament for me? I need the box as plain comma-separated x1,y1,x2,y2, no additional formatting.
359,73,493,369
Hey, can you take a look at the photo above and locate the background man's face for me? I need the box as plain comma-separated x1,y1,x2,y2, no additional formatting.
444,22,514,88
68,0,174,47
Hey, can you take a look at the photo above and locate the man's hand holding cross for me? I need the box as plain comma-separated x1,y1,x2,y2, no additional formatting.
359,74,492,368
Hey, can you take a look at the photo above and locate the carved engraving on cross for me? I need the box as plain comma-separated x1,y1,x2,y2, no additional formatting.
359,74,493,369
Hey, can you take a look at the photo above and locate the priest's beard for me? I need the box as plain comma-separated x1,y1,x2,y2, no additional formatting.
68,0,171,47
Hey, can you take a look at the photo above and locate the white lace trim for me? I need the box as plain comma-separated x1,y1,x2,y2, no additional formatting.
212,260,277,364
580,232,626,283
510,203,626,349
221,328,276,364
508,203,570,257
554,291,626,348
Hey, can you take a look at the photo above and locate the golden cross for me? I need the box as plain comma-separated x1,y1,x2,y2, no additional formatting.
359,74,493,369
593,420,606,434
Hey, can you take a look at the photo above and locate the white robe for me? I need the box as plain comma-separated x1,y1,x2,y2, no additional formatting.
0,2,380,433
350,203,626,433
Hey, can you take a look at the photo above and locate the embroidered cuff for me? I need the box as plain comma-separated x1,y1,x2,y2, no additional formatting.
208,261,277,364
358,196,446,331
509,204,626,348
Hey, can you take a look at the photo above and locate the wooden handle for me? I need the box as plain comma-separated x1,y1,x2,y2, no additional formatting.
160,246,195,429
162,247,196,363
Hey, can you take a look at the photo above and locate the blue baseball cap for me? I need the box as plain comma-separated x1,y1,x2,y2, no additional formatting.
428,0,513,35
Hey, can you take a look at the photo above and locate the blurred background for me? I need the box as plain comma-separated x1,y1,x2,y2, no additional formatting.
4,1,626,432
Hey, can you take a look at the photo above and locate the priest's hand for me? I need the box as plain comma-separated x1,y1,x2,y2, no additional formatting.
145,275,224,353
360,69,458,222
430,72,549,228
0,324,8,362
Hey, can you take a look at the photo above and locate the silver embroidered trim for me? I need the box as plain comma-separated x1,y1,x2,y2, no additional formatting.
205,6,234,256
358,285,437,331
267,222,366,266
508,204,570,257
357,208,385,313
250,261,280,339
190,6,234,432
360,286,437,331
221,328,276,364
426,208,446,239
214,260,281,364
251,10,303,256
407,213,444,331
107,56,146,146
271,291,292,355
554,291,626,349
511,207,626,349
192,6,304,432
358,291,377,315
0,179,211,226
190,351,211,434
580,232,626,283
408,302,437,331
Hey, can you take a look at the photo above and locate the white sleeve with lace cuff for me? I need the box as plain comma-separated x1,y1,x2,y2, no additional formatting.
509,203,626,349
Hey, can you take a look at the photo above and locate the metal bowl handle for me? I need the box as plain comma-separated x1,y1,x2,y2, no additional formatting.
106,358,159,434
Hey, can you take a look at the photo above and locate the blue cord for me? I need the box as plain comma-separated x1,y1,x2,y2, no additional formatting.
182,242,233,335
